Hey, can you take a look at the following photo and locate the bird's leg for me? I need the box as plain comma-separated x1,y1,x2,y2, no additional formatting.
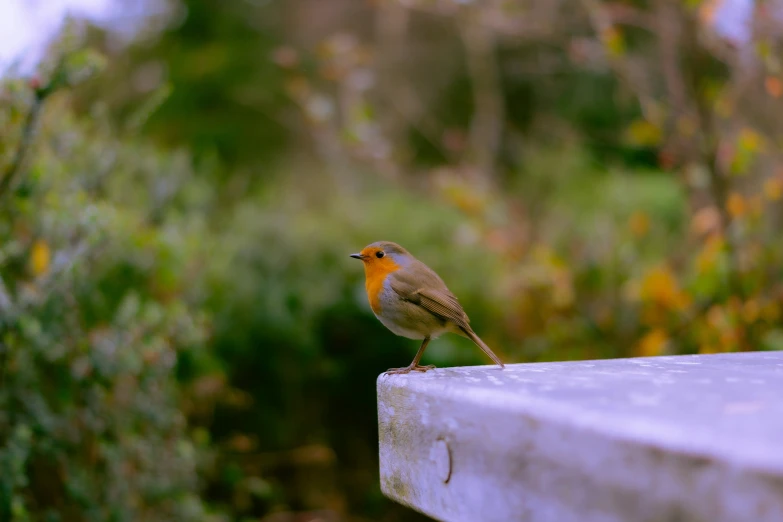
386,337,436,374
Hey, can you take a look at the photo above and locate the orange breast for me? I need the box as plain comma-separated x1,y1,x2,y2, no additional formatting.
364,259,401,314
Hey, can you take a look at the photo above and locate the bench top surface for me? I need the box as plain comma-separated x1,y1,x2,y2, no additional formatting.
378,352,783,471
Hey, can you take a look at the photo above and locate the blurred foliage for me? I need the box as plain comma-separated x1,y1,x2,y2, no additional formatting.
0,51,218,520
3,0,783,521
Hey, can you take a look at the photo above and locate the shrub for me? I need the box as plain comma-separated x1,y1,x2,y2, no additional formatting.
0,60,218,522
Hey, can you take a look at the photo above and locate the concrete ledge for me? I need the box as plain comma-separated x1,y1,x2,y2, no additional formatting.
377,352,783,522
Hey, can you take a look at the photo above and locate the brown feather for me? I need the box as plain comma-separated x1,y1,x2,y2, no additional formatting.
389,261,469,327
416,289,470,329
460,327,505,368
387,255,505,368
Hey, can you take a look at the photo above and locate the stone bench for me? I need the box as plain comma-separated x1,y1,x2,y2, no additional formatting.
377,352,783,522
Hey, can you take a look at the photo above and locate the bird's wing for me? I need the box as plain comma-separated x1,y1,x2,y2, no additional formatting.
416,287,470,329
389,262,470,328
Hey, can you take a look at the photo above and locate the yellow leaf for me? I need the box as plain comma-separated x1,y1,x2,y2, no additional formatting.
762,302,780,322
639,265,691,311
696,235,724,274
699,344,719,354
757,40,772,59
626,119,662,147
30,240,50,277
738,127,763,153
636,329,668,357
601,26,625,57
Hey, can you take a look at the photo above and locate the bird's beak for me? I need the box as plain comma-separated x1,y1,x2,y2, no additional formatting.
350,253,365,260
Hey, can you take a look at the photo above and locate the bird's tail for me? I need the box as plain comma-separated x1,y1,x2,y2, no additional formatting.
460,327,505,369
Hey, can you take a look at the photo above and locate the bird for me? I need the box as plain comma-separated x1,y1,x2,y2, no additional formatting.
350,241,504,374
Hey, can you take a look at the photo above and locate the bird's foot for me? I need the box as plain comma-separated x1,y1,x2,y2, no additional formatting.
385,364,436,375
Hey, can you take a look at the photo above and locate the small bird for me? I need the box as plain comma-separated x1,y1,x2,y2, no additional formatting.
351,241,504,374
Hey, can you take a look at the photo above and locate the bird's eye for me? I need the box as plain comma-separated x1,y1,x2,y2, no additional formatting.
376,251,385,259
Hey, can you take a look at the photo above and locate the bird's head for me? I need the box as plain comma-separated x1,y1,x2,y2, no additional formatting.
350,241,412,272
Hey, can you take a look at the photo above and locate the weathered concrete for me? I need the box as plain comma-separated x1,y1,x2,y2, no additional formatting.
377,352,783,522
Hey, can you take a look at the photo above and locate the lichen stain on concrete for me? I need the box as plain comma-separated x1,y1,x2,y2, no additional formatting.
383,471,413,504
378,384,419,507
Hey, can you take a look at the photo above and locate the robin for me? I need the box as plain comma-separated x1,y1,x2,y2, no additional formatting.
351,241,505,374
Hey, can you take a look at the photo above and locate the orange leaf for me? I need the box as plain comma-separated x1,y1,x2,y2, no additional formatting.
691,206,721,236
726,192,746,218
707,304,726,329
765,76,782,98
227,434,256,452
699,0,719,24
742,299,760,324
764,177,783,201
635,329,669,357
628,211,650,238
